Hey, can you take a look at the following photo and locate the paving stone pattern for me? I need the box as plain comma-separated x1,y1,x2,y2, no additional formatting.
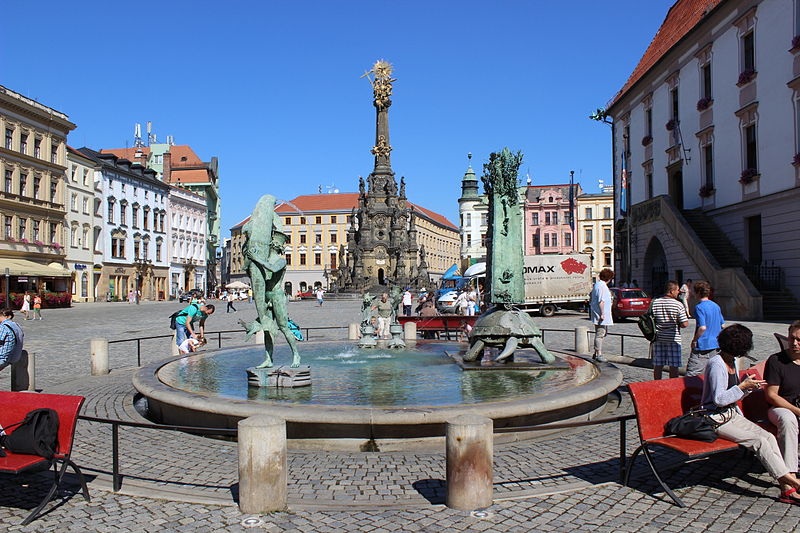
1,302,798,531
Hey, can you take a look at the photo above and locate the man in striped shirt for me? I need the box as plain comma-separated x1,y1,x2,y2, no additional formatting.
651,280,689,380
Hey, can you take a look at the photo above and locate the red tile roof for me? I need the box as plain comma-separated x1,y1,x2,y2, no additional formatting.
100,145,204,165
409,203,458,231
101,146,150,162
169,168,210,184
609,0,723,109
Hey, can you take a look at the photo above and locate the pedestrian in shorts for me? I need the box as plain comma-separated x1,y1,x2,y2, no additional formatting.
651,280,688,380
589,268,614,362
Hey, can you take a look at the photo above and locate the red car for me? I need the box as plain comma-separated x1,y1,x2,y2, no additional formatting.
609,288,652,321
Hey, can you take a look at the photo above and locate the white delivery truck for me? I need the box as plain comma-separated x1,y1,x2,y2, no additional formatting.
518,254,593,317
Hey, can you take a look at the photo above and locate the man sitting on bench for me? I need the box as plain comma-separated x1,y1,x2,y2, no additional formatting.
702,324,800,505
765,320,800,485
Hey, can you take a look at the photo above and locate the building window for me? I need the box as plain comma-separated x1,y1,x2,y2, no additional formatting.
584,208,593,220
603,207,611,219
480,233,487,247
82,197,89,214
545,212,551,225
532,234,539,248
330,253,337,269
532,213,539,225
71,226,77,247
143,240,149,259
330,216,337,223
20,134,27,155
552,212,558,225
18,218,25,240
143,209,150,230
285,217,291,225
564,232,572,247
314,253,321,265
134,240,140,259
34,138,41,158
32,220,40,241
646,108,653,137
3,216,10,239
330,232,337,244
552,233,558,247
4,129,12,150
132,206,139,227
604,252,612,267
50,222,57,243
108,200,115,223
744,124,758,171
315,216,321,224
71,193,78,211
156,241,162,261
300,253,306,265
585,228,593,243
467,234,472,247
300,216,306,224
82,227,89,249
300,234,306,244
50,182,57,203
19,174,26,196
4,170,11,193
466,213,472,227
671,87,679,120
286,253,292,266
544,233,550,247
703,144,714,189
742,31,755,72
603,228,612,242
51,145,58,164
315,233,322,244
702,63,712,100
33,177,40,199
120,203,127,225
646,173,653,199
285,234,291,244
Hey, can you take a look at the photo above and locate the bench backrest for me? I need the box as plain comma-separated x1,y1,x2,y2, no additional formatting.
628,377,704,441
0,392,85,457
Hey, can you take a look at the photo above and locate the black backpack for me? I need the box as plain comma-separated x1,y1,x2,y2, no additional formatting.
0,408,59,459
169,304,198,330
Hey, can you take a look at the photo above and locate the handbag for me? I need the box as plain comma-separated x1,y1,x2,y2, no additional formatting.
664,408,729,442
637,304,656,342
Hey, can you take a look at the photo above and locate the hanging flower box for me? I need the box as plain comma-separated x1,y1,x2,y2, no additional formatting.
19,238,29,244
739,168,759,185
51,242,63,250
6,236,15,243
737,69,757,86
665,119,677,131
641,135,653,147
33,240,44,247
698,184,715,198
696,97,713,111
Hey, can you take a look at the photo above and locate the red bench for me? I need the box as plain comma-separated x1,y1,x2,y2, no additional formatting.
0,392,90,525
625,373,773,507
398,315,478,338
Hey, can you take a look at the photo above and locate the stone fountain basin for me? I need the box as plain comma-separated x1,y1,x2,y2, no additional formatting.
133,340,623,449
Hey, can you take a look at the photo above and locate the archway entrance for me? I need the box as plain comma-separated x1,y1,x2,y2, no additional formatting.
643,237,669,297
378,268,385,285
284,281,292,296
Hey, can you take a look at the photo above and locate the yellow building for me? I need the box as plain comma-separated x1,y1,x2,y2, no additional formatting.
575,189,614,280
228,193,459,293
0,85,75,306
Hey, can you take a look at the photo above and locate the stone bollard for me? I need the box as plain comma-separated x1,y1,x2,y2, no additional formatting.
348,323,360,340
575,326,589,355
171,333,180,356
90,338,109,376
403,321,417,341
446,414,493,510
11,350,35,392
238,415,287,513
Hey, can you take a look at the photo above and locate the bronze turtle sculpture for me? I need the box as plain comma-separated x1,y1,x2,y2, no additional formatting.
463,307,554,364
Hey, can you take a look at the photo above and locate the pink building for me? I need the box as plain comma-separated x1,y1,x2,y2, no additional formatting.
523,184,582,255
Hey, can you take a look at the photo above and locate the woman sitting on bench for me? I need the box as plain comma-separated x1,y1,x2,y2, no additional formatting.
702,324,800,505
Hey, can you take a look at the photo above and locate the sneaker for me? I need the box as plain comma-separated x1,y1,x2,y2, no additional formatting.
593,354,607,363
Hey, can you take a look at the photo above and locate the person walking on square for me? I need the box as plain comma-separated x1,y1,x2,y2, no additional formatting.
678,279,692,318
651,280,688,379
764,320,800,481
32,295,42,320
226,291,237,313
589,268,614,363
19,292,30,320
402,288,412,316
0,309,24,372
372,293,393,339
686,280,724,377
315,287,325,307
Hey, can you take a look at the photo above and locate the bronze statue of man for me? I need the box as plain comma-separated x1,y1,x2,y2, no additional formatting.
240,194,301,368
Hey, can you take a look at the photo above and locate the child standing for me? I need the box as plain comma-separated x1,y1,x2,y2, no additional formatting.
32,295,42,320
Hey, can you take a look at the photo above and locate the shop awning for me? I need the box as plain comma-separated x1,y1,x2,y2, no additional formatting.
0,258,72,277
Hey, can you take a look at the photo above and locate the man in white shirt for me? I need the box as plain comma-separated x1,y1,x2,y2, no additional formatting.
589,269,614,362
402,289,412,316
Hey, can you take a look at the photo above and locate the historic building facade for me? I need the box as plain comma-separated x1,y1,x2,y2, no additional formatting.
102,138,221,295
523,184,581,256
608,0,800,319
575,188,614,280
457,155,488,266
168,185,207,297
65,147,98,302
0,85,74,306
79,148,170,301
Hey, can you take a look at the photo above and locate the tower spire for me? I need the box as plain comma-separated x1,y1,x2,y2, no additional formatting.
362,60,396,192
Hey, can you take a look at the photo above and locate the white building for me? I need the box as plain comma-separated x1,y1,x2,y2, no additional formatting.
168,185,207,297
457,155,488,266
608,0,800,320
79,148,171,301
65,147,98,302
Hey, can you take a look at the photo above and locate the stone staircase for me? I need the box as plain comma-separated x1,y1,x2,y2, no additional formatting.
682,209,800,321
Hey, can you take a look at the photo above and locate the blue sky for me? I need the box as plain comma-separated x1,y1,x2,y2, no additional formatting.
1,0,673,234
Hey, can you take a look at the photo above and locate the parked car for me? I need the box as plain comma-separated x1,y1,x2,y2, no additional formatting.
609,288,652,321
179,289,203,303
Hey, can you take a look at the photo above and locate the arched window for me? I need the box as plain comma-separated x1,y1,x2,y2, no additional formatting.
81,272,88,298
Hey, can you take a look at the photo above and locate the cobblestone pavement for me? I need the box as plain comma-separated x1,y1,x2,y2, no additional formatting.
1,302,798,531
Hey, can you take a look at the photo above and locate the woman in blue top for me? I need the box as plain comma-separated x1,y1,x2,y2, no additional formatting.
702,324,800,504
